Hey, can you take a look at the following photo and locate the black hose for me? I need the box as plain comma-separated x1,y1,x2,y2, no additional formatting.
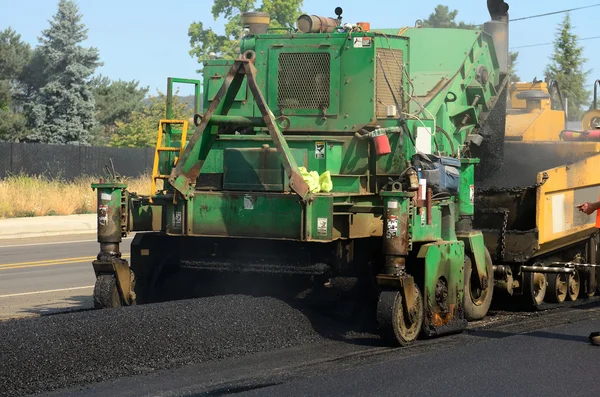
435,126,456,157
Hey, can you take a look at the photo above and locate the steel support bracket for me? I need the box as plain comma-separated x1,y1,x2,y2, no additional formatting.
170,52,311,202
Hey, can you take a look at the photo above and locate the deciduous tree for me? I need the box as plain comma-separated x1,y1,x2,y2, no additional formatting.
188,0,303,73
91,75,149,145
109,90,191,148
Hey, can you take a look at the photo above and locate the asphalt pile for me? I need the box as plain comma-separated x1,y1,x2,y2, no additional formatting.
0,295,357,397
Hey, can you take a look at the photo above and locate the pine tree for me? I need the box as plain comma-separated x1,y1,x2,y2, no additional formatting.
24,0,101,145
544,13,590,121
0,28,31,141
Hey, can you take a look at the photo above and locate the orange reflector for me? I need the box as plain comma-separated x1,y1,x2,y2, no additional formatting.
357,22,370,32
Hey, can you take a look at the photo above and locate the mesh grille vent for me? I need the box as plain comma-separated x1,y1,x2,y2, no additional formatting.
277,53,331,109
376,48,405,117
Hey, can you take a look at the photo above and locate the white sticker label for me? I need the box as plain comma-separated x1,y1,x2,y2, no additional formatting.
98,205,108,226
416,126,432,154
100,193,112,201
386,216,398,239
353,37,372,48
244,195,255,210
317,217,328,236
420,209,426,227
469,185,475,205
172,211,182,229
315,142,325,159
387,200,398,209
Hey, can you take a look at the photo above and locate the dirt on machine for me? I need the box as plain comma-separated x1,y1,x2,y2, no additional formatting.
88,0,600,348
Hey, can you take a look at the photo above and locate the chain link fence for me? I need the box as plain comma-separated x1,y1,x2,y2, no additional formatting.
0,142,155,180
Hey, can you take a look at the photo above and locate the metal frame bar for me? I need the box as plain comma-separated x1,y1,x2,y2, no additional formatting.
169,53,311,201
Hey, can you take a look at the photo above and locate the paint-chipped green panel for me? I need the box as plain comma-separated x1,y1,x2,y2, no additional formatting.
458,231,487,282
190,192,303,239
418,241,466,332
411,206,443,242
306,195,333,241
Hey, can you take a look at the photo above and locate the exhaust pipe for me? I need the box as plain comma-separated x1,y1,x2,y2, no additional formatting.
484,1,509,75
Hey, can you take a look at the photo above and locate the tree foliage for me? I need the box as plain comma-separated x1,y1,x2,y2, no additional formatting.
0,28,31,142
421,5,476,29
509,51,520,83
544,13,590,121
90,75,149,145
24,0,102,145
109,90,192,148
188,0,303,72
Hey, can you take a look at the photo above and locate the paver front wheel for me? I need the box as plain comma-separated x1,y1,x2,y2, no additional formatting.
93,274,122,309
377,284,423,347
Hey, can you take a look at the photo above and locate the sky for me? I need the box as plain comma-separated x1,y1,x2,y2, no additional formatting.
1,0,598,97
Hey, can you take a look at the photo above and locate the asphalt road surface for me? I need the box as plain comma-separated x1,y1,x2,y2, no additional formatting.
2,235,600,397
0,234,132,320
33,300,600,397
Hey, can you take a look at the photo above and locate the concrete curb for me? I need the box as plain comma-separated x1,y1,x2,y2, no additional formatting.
0,214,97,240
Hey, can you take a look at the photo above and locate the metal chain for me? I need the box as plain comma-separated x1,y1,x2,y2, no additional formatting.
499,209,509,261
479,172,550,261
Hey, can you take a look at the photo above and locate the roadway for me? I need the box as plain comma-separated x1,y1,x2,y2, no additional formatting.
2,235,600,397
0,234,132,320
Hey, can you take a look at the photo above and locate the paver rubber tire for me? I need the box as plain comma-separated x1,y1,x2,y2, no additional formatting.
464,248,494,321
93,274,122,309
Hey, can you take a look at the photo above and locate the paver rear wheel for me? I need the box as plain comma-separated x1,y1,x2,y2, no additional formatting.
94,274,122,309
464,248,494,321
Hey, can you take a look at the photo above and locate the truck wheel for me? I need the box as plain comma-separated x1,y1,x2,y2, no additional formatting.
464,248,494,321
93,274,122,309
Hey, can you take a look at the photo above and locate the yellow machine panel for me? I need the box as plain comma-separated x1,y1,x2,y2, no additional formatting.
536,153,600,250
506,81,565,142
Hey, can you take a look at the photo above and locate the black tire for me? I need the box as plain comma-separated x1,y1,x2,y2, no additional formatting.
521,267,547,310
93,274,122,309
464,248,494,321
377,285,424,347
545,273,567,303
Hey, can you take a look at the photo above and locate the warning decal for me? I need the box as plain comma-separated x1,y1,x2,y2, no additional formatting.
353,37,372,48
386,215,398,239
315,141,325,159
317,218,328,236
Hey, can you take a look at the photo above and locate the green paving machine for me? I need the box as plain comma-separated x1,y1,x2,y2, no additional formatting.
90,1,511,346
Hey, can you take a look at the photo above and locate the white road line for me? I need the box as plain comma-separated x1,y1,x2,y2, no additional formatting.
0,285,94,298
0,236,133,249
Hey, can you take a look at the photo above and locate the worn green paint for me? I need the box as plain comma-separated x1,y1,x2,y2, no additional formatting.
417,241,466,331
458,231,488,284
189,192,303,239
459,159,479,216
306,195,333,241
133,23,503,289
222,147,307,192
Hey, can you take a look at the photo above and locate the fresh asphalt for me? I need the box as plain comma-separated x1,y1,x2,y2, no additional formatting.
1,235,600,397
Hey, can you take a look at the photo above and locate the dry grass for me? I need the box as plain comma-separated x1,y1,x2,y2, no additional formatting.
0,173,151,219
